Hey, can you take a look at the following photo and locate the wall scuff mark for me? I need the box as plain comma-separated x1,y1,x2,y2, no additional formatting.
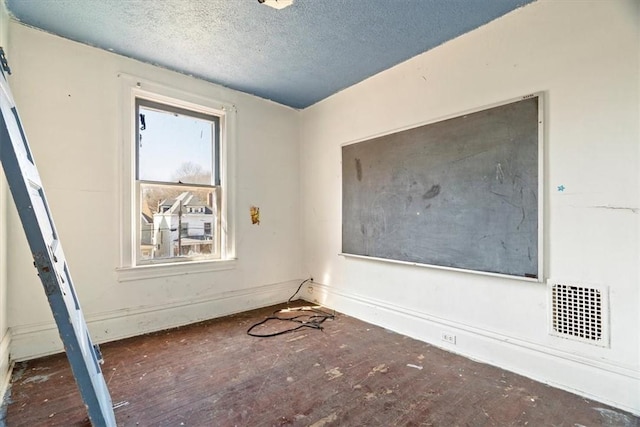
591,206,639,214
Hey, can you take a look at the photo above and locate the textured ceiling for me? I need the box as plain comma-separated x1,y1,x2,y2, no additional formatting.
5,0,533,109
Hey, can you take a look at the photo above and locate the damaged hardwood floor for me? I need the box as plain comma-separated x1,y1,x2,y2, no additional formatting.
3,303,639,426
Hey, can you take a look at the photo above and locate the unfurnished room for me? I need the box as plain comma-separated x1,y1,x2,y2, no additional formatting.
0,0,637,426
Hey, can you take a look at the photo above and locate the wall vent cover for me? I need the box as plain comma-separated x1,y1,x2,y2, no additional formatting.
549,282,609,347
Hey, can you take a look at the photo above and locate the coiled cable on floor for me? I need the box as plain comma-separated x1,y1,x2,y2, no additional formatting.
246,279,335,338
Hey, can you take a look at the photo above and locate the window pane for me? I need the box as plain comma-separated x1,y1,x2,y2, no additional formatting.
138,105,215,185
140,183,218,261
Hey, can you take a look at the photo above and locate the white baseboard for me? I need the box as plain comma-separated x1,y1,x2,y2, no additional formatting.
10,279,301,361
304,282,640,417
0,330,12,405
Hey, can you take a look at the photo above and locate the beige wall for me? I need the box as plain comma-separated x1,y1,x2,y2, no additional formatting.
300,0,639,414
6,22,302,360
0,0,11,398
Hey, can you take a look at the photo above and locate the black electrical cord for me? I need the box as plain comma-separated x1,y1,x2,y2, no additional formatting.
287,278,311,304
247,279,335,338
246,309,334,337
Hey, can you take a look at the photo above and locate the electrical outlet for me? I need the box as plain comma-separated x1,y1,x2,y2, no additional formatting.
307,285,313,294
441,332,456,344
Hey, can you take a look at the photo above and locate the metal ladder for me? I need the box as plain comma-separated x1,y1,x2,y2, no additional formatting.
0,49,116,426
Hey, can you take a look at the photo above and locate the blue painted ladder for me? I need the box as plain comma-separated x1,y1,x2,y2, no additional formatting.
0,51,116,426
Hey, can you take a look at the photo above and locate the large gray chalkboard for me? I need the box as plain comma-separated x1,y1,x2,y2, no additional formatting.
342,95,541,278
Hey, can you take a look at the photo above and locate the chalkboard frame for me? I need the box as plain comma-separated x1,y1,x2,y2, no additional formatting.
340,93,544,281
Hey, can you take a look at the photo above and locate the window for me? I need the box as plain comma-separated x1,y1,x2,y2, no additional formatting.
118,74,236,279
136,98,220,263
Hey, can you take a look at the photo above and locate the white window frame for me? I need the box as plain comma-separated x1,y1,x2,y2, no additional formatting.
135,98,221,264
116,74,236,281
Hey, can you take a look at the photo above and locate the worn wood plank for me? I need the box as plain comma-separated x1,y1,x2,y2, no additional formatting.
4,303,638,426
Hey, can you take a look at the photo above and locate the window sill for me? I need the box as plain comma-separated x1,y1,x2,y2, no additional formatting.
116,258,237,282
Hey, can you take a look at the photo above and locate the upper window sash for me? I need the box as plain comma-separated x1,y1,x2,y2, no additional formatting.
135,98,221,186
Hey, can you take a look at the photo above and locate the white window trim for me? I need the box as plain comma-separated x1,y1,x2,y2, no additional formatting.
116,73,237,281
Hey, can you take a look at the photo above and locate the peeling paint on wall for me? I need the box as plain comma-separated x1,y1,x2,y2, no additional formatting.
250,206,260,225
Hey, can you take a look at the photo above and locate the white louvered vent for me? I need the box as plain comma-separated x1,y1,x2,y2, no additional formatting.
549,282,609,347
